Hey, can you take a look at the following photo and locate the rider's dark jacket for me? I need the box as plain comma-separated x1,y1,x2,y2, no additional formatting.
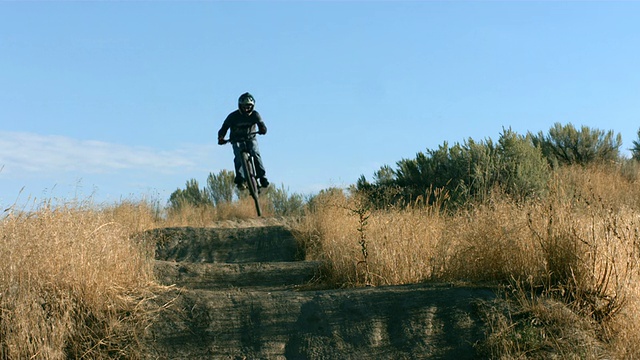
217,110,267,140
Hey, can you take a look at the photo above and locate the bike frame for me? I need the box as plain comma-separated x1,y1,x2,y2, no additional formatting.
221,133,263,217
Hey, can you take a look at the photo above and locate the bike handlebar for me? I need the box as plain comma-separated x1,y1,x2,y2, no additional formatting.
219,132,261,145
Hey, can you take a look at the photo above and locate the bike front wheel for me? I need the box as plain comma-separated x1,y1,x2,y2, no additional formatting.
242,153,262,217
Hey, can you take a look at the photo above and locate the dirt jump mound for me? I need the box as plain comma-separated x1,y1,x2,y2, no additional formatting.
141,224,496,359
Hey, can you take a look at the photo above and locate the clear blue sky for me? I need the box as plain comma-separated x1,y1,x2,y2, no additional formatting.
1,1,639,208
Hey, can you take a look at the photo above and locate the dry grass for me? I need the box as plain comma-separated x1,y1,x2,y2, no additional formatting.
293,164,640,358
4,162,639,358
294,191,450,286
479,294,609,359
0,192,280,359
0,199,161,359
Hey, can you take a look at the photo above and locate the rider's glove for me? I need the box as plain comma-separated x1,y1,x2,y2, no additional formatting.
218,137,226,145
258,124,267,135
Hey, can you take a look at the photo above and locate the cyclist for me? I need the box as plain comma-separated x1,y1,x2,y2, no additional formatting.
217,92,270,190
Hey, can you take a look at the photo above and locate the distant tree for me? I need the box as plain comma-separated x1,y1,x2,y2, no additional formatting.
205,170,236,206
631,128,640,161
530,123,622,166
263,184,306,216
168,179,211,210
373,165,395,186
394,141,474,201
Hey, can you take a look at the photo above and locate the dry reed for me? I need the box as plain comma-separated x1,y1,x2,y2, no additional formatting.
0,199,160,359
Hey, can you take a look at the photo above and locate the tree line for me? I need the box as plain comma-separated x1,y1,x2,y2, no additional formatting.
357,123,640,208
170,123,640,212
168,169,305,216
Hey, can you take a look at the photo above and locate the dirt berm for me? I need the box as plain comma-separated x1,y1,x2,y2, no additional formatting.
141,224,497,359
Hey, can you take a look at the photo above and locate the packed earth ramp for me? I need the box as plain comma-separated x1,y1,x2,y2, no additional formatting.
141,224,496,359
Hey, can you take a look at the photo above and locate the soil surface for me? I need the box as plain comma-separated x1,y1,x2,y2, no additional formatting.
141,222,497,359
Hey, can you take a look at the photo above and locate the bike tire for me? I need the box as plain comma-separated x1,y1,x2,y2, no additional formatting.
242,152,262,217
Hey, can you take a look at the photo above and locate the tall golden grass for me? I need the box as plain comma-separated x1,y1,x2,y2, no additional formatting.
293,164,640,358
3,162,639,358
0,199,160,359
0,191,286,359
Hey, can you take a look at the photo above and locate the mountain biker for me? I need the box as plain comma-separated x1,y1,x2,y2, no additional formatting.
217,92,270,190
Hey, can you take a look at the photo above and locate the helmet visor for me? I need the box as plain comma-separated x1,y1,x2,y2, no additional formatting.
239,96,255,106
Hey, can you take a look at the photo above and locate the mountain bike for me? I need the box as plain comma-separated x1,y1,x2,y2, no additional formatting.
220,133,263,217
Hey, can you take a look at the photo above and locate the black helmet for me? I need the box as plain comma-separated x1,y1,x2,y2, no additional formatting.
238,92,255,115
238,92,255,107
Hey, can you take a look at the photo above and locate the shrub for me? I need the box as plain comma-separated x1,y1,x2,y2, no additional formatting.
631,128,640,161
495,129,550,201
168,170,239,212
530,122,622,167
263,184,306,217
358,128,550,207
205,169,236,206
168,178,211,211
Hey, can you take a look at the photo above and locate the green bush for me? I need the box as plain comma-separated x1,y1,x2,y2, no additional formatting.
205,169,236,206
358,128,550,207
496,129,550,201
530,122,622,167
168,170,237,211
169,171,307,217
631,128,640,161
168,179,211,210
262,184,306,216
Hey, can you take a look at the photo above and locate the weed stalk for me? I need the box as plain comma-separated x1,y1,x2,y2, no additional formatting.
351,202,372,286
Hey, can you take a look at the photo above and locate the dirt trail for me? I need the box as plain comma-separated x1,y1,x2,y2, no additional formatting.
142,223,496,359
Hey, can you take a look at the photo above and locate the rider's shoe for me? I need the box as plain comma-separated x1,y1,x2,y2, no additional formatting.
259,177,270,188
236,183,247,191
